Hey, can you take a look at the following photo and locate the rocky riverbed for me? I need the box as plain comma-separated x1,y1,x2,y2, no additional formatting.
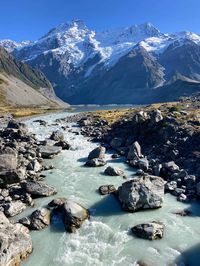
0,98,200,266
65,95,200,204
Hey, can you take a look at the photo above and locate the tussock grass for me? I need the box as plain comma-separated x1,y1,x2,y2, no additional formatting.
87,101,200,129
0,106,60,118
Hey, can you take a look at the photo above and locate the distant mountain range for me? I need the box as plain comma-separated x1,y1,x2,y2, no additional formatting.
1,19,200,104
0,47,68,109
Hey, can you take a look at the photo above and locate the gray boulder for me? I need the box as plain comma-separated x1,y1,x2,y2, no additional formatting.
0,153,22,187
0,211,32,266
131,221,164,240
0,153,17,171
48,197,67,208
7,120,28,133
133,111,149,123
3,201,26,217
50,131,64,141
27,159,42,172
85,158,106,167
137,158,149,171
149,110,163,124
39,145,62,159
79,118,92,126
19,208,50,230
99,185,116,195
165,181,177,192
0,170,24,188
104,166,124,176
61,200,89,233
177,193,187,202
162,161,180,172
88,146,106,160
153,164,162,176
127,141,142,160
136,169,145,176
22,181,57,197
54,140,71,150
110,138,123,149
118,175,165,212
33,119,47,126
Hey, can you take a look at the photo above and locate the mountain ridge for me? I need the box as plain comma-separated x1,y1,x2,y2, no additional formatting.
0,47,69,110
1,20,200,104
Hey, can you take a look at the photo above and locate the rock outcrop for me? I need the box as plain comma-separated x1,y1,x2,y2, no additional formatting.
0,211,32,266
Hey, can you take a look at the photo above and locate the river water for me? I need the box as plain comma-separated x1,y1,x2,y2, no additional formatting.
19,108,200,266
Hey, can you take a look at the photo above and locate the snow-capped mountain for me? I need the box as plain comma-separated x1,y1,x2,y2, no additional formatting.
11,20,166,68
1,19,200,104
0,39,32,53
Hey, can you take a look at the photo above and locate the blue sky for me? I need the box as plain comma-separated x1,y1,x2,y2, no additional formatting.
1,0,200,41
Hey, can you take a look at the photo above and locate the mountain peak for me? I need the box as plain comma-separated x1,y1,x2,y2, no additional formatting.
58,19,87,31
42,19,89,39
132,22,162,37
70,19,87,28
0,39,31,52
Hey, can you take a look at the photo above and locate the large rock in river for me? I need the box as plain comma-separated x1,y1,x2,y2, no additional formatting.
39,145,62,159
85,158,106,167
19,208,51,230
0,211,32,266
118,175,165,212
50,131,64,141
22,181,57,197
99,185,116,195
88,146,106,160
54,140,71,150
104,166,124,176
131,221,164,240
61,200,89,233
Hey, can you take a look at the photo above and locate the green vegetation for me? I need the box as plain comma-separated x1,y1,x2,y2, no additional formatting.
168,105,182,112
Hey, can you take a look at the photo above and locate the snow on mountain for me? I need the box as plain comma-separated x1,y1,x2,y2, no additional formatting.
11,21,166,70
170,31,200,44
137,30,200,55
0,39,31,52
13,19,100,67
3,20,200,77
139,36,171,54
96,22,163,45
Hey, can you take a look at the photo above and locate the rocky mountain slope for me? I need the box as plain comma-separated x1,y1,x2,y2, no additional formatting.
0,47,68,111
1,20,200,104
